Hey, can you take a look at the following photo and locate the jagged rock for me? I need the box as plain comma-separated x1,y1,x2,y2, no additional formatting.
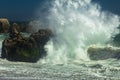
10,21,30,32
1,27,52,62
30,29,52,46
0,18,10,33
1,37,40,62
12,23,21,32
30,29,53,58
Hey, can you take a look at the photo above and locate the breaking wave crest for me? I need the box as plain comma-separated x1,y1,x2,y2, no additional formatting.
30,0,120,64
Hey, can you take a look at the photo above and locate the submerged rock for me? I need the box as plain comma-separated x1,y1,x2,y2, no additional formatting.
87,46,120,60
1,25,52,62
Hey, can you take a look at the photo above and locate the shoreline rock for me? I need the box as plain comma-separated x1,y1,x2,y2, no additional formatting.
1,27,52,62
87,46,120,60
0,18,10,33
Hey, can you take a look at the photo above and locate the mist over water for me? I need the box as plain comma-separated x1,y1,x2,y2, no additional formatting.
30,0,120,64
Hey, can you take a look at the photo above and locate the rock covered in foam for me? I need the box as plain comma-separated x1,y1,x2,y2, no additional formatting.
87,46,120,60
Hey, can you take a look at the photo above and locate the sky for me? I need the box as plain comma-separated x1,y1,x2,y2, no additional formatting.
0,0,119,21
92,0,120,15
0,0,42,21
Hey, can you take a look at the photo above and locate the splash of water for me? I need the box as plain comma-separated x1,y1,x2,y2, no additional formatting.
32,0,120,64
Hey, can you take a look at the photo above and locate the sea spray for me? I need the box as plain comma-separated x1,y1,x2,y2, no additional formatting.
31,0,120,64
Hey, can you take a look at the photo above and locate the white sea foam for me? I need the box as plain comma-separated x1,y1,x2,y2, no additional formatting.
30,0,120,64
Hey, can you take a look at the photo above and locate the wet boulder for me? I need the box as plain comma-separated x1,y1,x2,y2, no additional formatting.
87,46,120,60
1,28,52,62
0,18,10,33
1,37,40,62
30,29,52,47
12,23,21,32
30,29,53,58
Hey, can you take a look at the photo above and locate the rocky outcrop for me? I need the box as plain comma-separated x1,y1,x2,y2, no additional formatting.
0,18,10,33
10,21,30,32
30,29,52,58
30,29,52,46
87,46,120,60
1,26,52,62
112,33,120,46
1,36,39,62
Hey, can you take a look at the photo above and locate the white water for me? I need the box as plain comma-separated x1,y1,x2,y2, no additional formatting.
0,0,120,79
30,0,120,64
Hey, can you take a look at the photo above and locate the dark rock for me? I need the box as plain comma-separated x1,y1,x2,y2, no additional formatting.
9,21,30,32
1,37,40,62
1,26,52,62
30,29,52,58
0,18,10,33
30,29,52,46
87,46,120,60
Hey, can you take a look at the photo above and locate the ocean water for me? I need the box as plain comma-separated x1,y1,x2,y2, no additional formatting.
0,58,120,80
0,0,120,80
